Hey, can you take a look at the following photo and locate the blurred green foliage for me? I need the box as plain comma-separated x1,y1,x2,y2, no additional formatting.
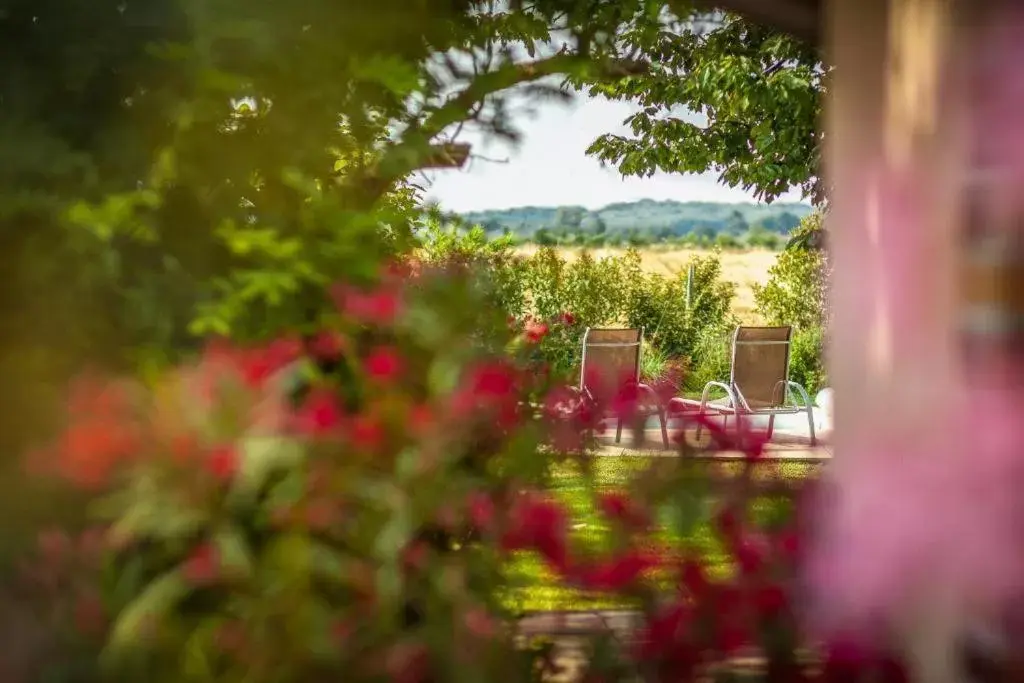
575,10,825,204
753,211,829,393
0,0,668,512
418,228,736,383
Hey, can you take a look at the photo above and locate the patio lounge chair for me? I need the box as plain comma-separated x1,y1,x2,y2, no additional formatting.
672,325,816,446
578,327,669,448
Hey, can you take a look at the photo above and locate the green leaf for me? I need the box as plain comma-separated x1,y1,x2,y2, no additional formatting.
212,524,255,581
427,353,463,397
226,436,306,508
102,571,190,668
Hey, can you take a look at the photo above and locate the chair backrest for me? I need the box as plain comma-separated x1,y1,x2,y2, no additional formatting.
730,326,792,409
579,328,643,396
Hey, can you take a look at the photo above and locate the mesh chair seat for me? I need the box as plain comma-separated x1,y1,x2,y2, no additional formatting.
691,326,817,445
579,328,669,447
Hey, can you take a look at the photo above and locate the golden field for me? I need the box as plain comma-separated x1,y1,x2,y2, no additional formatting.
513,245,779,322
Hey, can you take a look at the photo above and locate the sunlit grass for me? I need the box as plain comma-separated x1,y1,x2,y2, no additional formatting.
503,455,816,612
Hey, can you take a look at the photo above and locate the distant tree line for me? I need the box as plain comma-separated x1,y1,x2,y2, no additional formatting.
524,224,785,250
457,199,808,249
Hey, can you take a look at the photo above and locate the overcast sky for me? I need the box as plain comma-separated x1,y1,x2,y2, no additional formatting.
421,90,805,212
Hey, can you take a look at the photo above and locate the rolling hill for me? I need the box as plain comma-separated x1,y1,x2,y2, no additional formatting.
458,199,814,240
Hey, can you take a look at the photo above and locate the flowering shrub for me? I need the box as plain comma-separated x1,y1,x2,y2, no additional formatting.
13,261,912,683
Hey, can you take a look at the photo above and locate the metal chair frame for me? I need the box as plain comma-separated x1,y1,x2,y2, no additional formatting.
693,326,817,446
579,327,669,447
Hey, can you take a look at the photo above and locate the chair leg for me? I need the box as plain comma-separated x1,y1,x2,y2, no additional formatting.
806,406,817,446
616,416,623,443
766,414,776,441
657,406,669,448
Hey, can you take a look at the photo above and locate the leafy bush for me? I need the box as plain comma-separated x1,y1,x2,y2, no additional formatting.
789,326,827,396
714,233,741,249
16,289,913,683
19,263,590,683
753,212,829,392
625,253,736,371
682,326,734,395
415,235,738,387
752,212,828,331
416,221,529,321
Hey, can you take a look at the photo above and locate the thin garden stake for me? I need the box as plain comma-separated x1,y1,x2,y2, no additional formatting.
686,263,694,310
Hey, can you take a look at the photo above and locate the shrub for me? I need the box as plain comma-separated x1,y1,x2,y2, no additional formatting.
682,325,734,394
745,228,783,251
16,259,920,683
714,233,741,250
19,298,912,683
752,212,828,331
625,253,736,375
19,263,592,683
789,326,827,396
753,212,829,392
416,221,528,321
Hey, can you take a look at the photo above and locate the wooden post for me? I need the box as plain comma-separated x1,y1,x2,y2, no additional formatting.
824,0,966,681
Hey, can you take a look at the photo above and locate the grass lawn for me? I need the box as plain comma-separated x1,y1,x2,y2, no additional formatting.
502,455,817,612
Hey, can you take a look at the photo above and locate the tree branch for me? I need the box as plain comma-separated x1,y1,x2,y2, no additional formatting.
371,54,648,185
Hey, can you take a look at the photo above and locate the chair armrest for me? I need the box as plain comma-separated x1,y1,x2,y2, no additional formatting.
700,381,738,413
785,381,815,410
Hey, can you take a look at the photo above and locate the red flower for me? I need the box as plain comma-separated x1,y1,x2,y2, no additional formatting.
408,404,434,436
308,330,346,362
73,592,106,636
331,618,354,646
635,602,696,676
715,508,741,543
350,413,385,452
463,607,497,639
305,499,338,530
466,492,495,531
332,284,401,325
183,543,220,585
713,584,743,614
680,560,709,597
754,583,788,618
735,537,765,576
597,492,649,529
293,389,343,437
714,620,750,654
239,337,301,388
401,542,429,573
385,642,430,683
542,385,582,419
37,528,71,563
170,433,200,463
215,621,248,654
610,381,641,421
467,361,518,399
524,319,549,343
576,551,658,591
206,444,239,481
560,311,576,326
364,346,404,383
690,412,769,458
775,529,801,563
58,419,140,489
502,494,571,572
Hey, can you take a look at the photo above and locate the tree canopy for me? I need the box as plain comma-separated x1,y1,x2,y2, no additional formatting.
0,0,830,461
574,9,826,204
0,0,666,457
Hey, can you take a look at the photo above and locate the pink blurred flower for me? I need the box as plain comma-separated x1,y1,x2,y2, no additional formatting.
804,394,1024,639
